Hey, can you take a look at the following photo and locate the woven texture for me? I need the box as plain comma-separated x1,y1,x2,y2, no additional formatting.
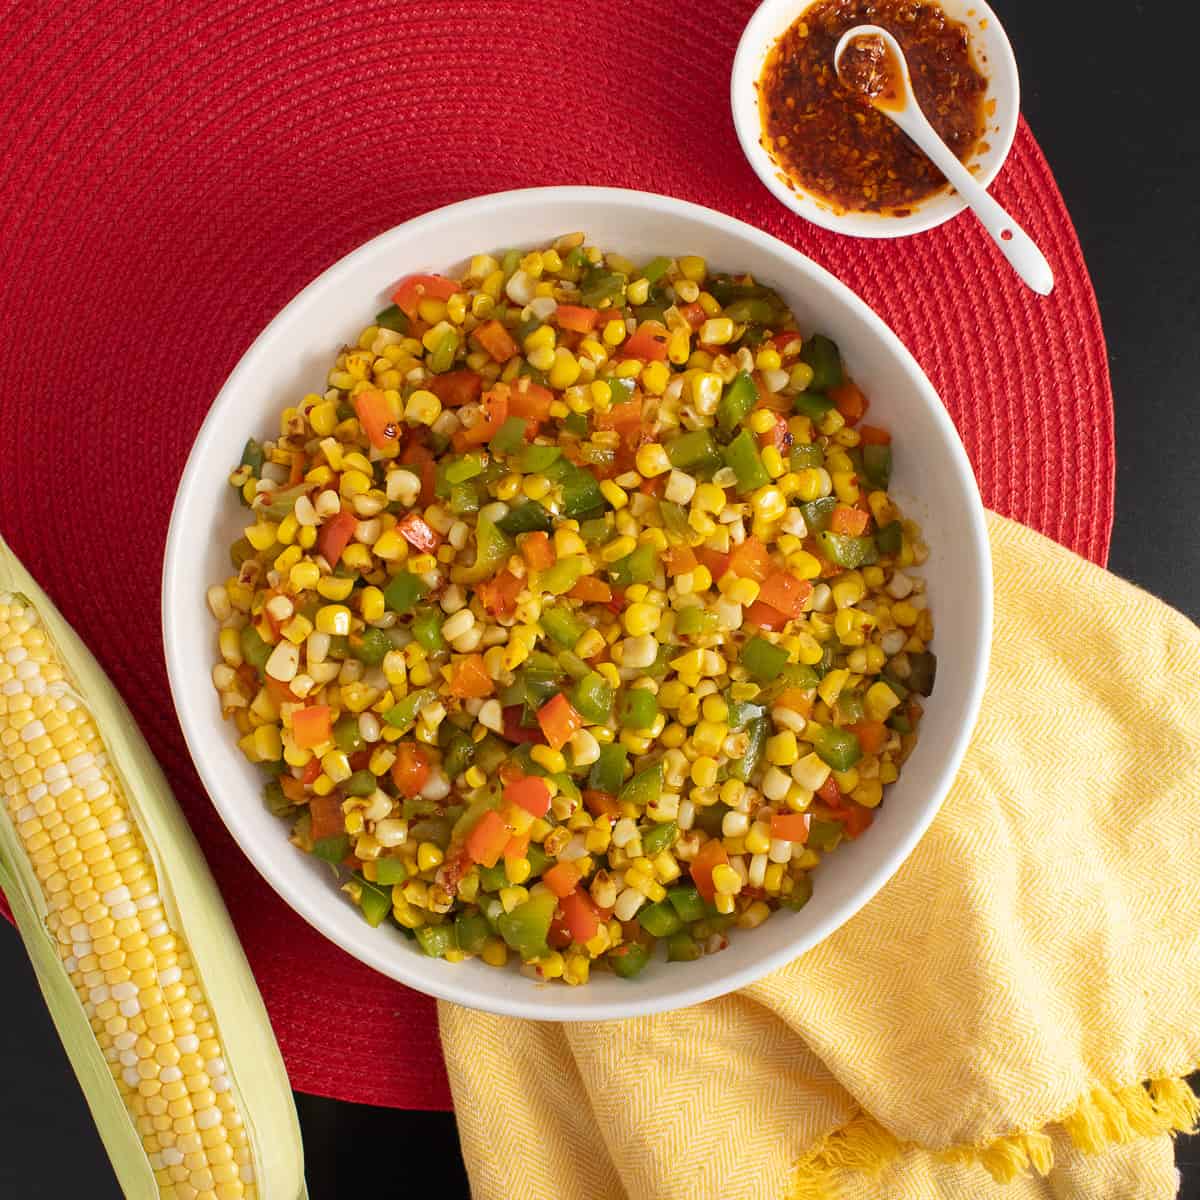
0,1,1113,1110
443,512,1200,1200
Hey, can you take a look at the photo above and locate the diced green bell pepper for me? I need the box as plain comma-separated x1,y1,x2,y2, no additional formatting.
666,429,722,475
374,858,409,886
836,690,865,724
862,443,892,489
239,625,272,675
579,515,612,545
383,571,428,613
641,820,678,856
731,717,767,783
617,687,659,730
356,879,393,927
490,416,530,457
239,438,264,473
540,607,588,648
742,635,789,682
659,500,690,539
588,743,628,794
807,820,842,851
442,730,475,778
496,501,552,536
607,542,656,587
799,333,844,391
816,530,879,569
725,697,766,730
497,890,558,959
717,371,759,434
790,443,824,470
781,873,815,910
793,392,835,421
610,942,651,979
666,884,706,923
667,932,703,962
810,724,862,770
641,255,672,283
579,266,626,308
445,454,485,485
454,911,491,955
723,429,771,492
799,497,837,533
375,304,409,333
906,651,937,697
456,515,513,583
619,764,663,807
539,555,588,596
415,923,457,958
571,671,614,724
351,627,391,667
638,901,682,938
560,466,606,519
519,443,562,474
333,714,365,753
262,780,290,817
875,521,903,555
344,769,377,797
312,833,350,864
383,687,436,729
411,606,447,653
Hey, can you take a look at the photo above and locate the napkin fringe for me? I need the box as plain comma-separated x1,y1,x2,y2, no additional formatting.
790,1074,1199,1198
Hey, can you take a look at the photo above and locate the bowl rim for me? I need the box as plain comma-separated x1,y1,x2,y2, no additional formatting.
730,0,1020,238
162,185,992,1020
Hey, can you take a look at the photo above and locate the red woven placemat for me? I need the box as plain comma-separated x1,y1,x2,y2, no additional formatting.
0,1,1113,1111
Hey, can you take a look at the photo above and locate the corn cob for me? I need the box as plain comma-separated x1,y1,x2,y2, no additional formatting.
0,535,306,1200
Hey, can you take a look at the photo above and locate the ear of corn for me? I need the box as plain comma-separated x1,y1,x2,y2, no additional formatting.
0,535,306,1200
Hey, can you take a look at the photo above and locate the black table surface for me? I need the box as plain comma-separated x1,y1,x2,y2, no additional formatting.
2,2,1197,1196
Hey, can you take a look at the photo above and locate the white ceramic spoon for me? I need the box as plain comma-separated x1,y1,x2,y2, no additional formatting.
834,24,1054,295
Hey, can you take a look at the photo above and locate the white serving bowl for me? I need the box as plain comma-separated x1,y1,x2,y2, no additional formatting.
732,0,1019,237
163,186,991,1021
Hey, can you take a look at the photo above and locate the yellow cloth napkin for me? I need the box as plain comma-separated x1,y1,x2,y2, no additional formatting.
440,512,1200,1200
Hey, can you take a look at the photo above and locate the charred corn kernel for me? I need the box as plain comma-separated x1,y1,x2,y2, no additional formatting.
417,843,444,872
0,582,298,1198
690,721,727,757
372,529,405,561
315,605,352,636
766,730,799,766
853,780,884,809
405,390,441,426
690,756,718,787
289,561,320,592
530,745,566,774
281,615,313,645
641,360,670,395
699,317,734,345
667,329,691,364
711,864,742,895
309,400,338,436
359,586,385,622
316,576,355,601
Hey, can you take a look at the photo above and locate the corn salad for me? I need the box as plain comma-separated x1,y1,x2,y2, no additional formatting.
208,236,935,982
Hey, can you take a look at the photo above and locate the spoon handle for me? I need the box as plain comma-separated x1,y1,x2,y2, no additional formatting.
893,108,1055,296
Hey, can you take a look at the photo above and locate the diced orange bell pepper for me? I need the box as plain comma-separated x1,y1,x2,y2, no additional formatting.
391,743,431,798
770,330,803,353
695,547,730,582
479,570,524,618
848,721,888,755
829,380,868,425
451,387,509,451
595,397,644,448
622,320,669,362
773,687,814,716
836,804,874,838
770,812,812,842
396,512,443,552
858,424,892,445
757,571,813,619
465,809,509,868
678,302,706,330
508,379,555,422
474,319,519,363
567,576,612,604
690,838,729,903
292,705,333,750
556,305,599,333
830,506,870,536
559,887,603,942
536,693,584,751
449,654,493,699
665,546,698,576
392,274,461,320
300,758,323,786
353,389,400,450
503,775,552,818
757,411,790,453
504,832,531,862
744,600,789,631
428,369,483,407
542,861,583,899
308,793,345,842
280,774,307,803
728,536,771,582
521,530,554,570
316,509,358,567
817,774,842,807
289,450,307,484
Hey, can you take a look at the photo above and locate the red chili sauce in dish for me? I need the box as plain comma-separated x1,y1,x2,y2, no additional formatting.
757,0,988,215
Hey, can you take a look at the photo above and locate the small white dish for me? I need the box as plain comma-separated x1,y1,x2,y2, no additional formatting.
162,186,992,1021
731,0,1020,238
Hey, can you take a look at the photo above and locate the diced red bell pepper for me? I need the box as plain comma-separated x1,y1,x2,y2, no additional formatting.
428,369,483,407
316,509,358,567
300,757,323,786
504,832,531,863
391,744,430,798
521,531,554,570
858,424,892,445
817,774,842,807
559,887,603,943
695,547,731,582
829,380,868,425
280,774,307,803
728,535,771,582
501,706,546,744
848,721,888,754
744,600,789,631
479,570,523,618
770,330,803,354
548,911,573,950
582,790,621,818
353,389,400,450
757,411,791,453
835,804,874,838
622,320,669,362
678,302,707,330
451,387,510,451
542,861,582,899
400,440,437,506
770,812,811,842
508,379,555,422
556,305,599,333
830,506,870,536
690,838,729,903
473,319,519,363
392,274,461,320
503,775,552,818
757,571,813,619
465,809,509,868
536,693,584,751
396,512,443,553
567,576,612,604
309,793,345,842
289,450,307,484
448,654,493,699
